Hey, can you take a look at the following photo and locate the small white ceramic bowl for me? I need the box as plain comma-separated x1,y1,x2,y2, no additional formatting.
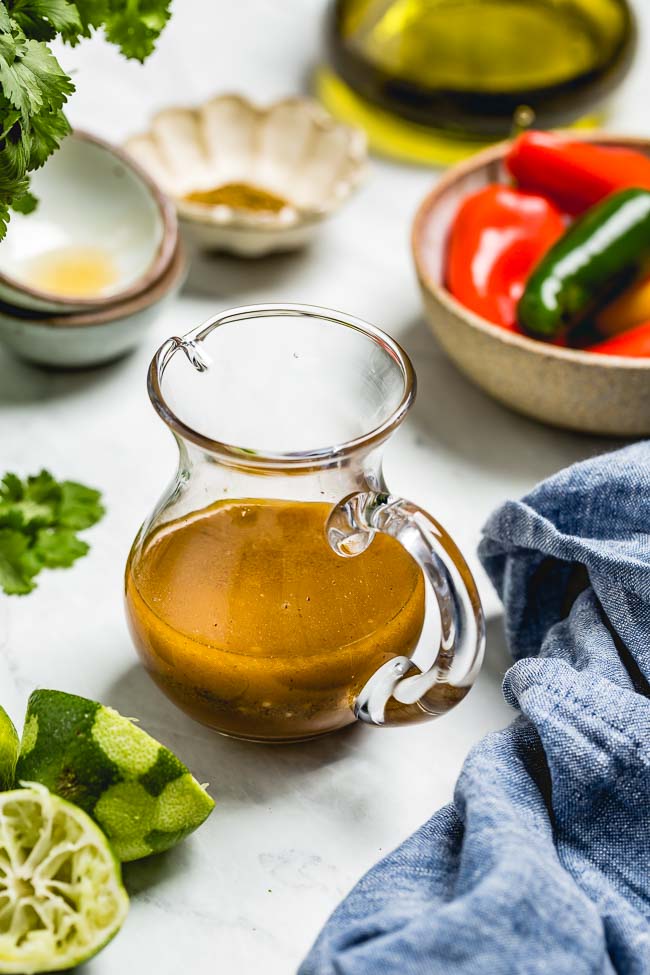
0,241,186,369
124,94,367,256
0,130,178,314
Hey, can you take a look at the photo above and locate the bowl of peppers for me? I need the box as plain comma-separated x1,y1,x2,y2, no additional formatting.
412,131,650,435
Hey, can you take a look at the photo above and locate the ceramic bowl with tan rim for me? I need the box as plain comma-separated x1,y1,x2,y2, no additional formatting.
412,134,650,437
124,94,367,256
0,130,178,315
0,241,186,369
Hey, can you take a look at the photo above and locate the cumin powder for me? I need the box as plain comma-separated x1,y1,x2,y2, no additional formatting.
184,182,289,213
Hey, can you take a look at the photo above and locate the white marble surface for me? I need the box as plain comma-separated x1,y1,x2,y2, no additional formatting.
1,2,649,972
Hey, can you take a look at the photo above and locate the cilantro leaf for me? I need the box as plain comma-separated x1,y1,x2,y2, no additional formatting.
0,507,25,531
0,21,73,120
34,526,89,566
68,0,171,59
25,469,62,504
67,0,108,34
1,472,23,500
0,497,54,528
0,527,39,594
0,471,104,594
0,474,56,529
10,183,35,210
10,0,81,41
5,37,74,117
27,104,70,168
102,0,171,62
58,480,104,529
0,0,170,237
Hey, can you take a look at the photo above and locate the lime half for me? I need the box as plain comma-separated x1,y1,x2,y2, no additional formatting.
16,690,215,862
0,784,129,974
0,707,18,791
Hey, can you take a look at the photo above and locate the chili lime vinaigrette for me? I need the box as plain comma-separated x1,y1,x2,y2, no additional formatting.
125,499,425,741
125,305,484,742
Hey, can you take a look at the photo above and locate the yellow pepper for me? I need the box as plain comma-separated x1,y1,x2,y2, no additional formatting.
597,275,650,337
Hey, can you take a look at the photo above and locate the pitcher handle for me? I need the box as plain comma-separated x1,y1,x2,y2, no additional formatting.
327,492,485,726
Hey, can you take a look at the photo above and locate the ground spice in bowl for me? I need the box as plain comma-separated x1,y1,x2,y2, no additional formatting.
184,182,290,213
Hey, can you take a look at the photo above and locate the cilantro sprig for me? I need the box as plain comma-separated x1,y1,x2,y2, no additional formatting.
0,470,105,595
0,0,171,237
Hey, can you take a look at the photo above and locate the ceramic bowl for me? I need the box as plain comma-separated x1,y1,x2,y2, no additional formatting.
0,130,178,314
412,134,650,436
124,94,367,256
0,241,186,369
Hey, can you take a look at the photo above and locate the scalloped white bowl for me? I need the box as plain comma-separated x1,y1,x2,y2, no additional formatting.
124,94,367,256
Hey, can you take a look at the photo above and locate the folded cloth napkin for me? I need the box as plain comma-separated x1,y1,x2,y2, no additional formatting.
300,441,650,975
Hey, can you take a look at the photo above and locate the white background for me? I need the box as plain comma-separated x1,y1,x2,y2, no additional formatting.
1,2,649,972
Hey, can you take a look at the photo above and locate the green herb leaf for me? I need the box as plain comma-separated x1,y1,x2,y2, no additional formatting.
0,0,169,237
24,469,61,504
0,4,12,32
58,480,105,530
10,0,82,41
0,471,104,595
34,526,89,566
11,183,35,210
1,472,23,501
102,0,171,62
0,470,61,528
68,0,109,34
0,528,40,594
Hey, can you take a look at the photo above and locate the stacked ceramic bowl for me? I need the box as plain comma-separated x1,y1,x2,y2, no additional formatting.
0,131,183,369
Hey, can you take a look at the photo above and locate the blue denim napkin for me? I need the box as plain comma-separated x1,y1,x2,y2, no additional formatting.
300,442,650,974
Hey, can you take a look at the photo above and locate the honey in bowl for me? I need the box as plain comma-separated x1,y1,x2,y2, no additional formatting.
125,499,426,741
22,245,118,298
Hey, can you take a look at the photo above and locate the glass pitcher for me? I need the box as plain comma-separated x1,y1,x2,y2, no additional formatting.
125,304,485,743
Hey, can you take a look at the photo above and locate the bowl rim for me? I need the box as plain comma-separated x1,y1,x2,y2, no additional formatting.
0,128,179,313
0,238,185,330
124,92,368,232
411,130,650,371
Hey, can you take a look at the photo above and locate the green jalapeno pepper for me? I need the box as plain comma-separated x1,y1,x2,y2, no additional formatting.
517,188,650,341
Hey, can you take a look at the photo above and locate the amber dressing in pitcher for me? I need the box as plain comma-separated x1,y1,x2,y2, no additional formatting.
125,498,426,741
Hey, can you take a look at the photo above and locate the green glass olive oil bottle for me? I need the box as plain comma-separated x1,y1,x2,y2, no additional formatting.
321,0,635,162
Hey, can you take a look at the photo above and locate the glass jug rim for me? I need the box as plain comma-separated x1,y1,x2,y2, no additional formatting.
148,302,416,470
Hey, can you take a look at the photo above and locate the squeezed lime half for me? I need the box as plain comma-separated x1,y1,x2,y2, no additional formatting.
0,784,129,974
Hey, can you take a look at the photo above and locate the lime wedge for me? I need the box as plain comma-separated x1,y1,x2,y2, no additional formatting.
0,705,18,791
16,690,215,862
0,784,128,974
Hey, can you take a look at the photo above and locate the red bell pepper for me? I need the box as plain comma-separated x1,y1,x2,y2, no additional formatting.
446,184,565,330
506,132,650,216
589,319,650,357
